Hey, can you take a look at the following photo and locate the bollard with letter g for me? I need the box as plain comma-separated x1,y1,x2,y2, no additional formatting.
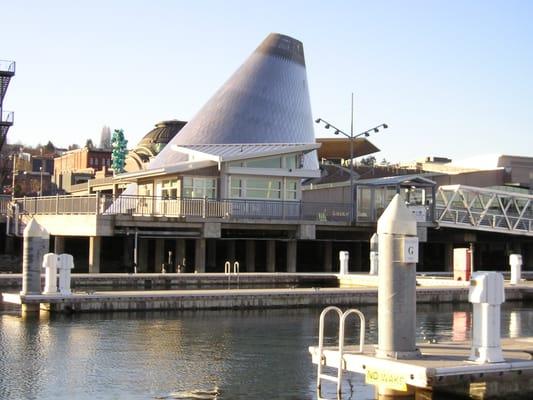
42,253,59,294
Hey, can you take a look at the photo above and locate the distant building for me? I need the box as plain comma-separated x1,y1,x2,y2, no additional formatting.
124,120,187,172
53,147,112,192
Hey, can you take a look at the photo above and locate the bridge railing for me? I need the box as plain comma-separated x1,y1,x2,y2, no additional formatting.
436,185,533,235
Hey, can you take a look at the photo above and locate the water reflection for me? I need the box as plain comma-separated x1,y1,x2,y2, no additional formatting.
0,303,532,399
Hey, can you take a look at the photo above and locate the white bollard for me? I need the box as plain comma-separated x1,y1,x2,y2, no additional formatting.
509,254,522,285
369,233,378,275
339,251,349,275
376,194,420,360
42,253,59,294
468,271,505,363
57,253,75,295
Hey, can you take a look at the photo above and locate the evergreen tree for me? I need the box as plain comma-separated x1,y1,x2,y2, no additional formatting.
111,129,128,174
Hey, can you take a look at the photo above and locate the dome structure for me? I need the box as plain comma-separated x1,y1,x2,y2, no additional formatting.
149,33,318,170
124,120,187,171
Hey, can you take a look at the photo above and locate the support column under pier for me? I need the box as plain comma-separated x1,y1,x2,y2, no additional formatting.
266,240,276,273
88,236,101,274
195,239,206,273
154,239,165,273
246,240,255,272
286,240,297,273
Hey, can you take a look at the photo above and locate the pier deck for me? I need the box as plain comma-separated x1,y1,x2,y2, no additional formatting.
309,338,533,397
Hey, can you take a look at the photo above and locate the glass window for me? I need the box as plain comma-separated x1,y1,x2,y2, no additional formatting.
285,155,298,170
246,157,282,169
183,176,216,199
285,179,298,200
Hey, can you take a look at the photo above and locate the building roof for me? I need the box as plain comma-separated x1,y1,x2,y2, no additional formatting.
172,143,320,162
316,137,380,160
354,174,436,187
149,33,318,171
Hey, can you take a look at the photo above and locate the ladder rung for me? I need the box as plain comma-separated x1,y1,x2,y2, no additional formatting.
318,374,339,382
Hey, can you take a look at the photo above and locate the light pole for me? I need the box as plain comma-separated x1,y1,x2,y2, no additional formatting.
315,94,388,222
39,148,44,196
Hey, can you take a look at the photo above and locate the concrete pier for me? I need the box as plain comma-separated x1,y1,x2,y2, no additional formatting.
309,339,533,399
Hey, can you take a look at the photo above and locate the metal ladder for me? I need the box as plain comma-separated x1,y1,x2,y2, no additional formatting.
316,306,366,398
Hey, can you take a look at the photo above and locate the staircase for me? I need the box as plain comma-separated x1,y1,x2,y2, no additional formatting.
0,59,16,152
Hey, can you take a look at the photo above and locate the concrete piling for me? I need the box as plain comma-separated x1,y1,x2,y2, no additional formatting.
21,218,49,296
376,194,420,360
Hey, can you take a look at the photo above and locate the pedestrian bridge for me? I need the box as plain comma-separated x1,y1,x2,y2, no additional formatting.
435,184,533,237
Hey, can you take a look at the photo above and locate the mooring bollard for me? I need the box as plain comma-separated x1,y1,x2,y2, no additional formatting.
369,233,378,275
57,253,74,295
376,194,420,360
469,271,505,363
42,253,59,294
509,254,522,285
21,219,49,296
339,251,349,275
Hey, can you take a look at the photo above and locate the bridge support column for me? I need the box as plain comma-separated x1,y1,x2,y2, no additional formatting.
246,240,255,272
286,240,297,273
323,241,332,272
88,236,101,273
266,240,276,272
195,239,206,273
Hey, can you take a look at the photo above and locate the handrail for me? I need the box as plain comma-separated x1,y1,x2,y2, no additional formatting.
316,306,366,397
317,306,343,393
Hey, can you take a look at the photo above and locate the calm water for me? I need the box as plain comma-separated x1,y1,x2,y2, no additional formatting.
1,302,532,400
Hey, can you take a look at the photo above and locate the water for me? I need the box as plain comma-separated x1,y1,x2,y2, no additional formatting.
1,302,532,400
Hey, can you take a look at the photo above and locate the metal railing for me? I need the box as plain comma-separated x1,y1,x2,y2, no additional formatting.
0,195,10,215
0,60,16,74
1,111,14,124
436,185,533,236
12,194,354,223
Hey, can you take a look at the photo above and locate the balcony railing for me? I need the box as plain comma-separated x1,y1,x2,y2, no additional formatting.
12,194,353,223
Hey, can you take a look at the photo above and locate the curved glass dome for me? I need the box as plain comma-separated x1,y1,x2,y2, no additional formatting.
150,33,318,170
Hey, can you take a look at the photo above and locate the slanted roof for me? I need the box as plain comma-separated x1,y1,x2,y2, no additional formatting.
354,174,436,187
316,137,379,160
172,143,320,163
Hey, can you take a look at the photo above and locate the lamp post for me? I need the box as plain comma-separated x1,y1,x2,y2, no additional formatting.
39,148,44,197
315,94,388,222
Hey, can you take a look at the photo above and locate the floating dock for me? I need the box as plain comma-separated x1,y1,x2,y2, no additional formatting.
309,339,533,398
2,283,532,313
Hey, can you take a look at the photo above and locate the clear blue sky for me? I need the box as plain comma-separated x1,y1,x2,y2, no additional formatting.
2,0,532,163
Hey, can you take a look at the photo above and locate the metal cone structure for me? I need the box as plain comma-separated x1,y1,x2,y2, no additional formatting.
150,33,318,170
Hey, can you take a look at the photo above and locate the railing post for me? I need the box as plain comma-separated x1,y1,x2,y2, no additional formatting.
202,196,207,218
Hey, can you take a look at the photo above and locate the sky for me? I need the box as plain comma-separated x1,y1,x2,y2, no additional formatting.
1,0,532,163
